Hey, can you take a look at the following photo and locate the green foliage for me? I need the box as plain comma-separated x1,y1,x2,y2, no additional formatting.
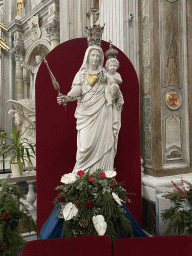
0,176,38,255
53,169,134,242
161,180,192,235
0,126,36,175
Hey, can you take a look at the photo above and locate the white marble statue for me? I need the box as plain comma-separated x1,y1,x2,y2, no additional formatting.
21,55,43,100
57,45,124,174
104,58,122,106
8,99,36,146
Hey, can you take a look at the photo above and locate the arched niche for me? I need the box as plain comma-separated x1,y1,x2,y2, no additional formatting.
23,39,51,98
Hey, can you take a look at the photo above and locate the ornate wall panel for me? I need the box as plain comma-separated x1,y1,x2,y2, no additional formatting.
160,0,190,168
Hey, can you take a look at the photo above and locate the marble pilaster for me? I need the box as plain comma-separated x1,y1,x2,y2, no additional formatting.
139,0,191,177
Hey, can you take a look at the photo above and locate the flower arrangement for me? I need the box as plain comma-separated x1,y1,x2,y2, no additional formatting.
161,180,192,235
0,176,38,255
53,169,134,241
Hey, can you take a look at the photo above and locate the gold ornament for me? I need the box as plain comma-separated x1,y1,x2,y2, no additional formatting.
17,0,25,17
166,90,181,110
0,37,10,51
86,74,98,87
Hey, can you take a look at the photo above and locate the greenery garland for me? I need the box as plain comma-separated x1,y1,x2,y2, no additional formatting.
161,180,192,235
53,169,134,241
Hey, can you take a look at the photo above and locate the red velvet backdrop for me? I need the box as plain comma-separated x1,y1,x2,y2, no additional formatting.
36,38,142,232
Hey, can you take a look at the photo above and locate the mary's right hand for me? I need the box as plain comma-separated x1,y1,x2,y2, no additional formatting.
57,94,68,105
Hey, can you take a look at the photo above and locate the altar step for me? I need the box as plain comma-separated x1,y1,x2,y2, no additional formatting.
16,229,152,255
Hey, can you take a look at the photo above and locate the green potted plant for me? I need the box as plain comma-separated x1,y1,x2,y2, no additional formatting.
0,126,36,176
161,180,192,235
0,176,38,256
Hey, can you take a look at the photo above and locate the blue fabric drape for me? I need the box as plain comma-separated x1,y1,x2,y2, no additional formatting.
37,204,64,239
118,204,146,238
38,203,146,240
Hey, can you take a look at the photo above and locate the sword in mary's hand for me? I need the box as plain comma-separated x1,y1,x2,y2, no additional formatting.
43,57,67,110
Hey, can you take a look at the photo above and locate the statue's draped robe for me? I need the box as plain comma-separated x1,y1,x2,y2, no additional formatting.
22,62,41,101
68,62,123,174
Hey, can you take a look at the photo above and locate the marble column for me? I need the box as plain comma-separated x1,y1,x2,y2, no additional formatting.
14,45,24,101
99,0,139,76
60,0,92,43
46,20,60,50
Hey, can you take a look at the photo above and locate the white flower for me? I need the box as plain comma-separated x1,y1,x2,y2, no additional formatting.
105,170,117,178
60,173,77,184
92,215,107,236
112,192,122,206
63,202,78,221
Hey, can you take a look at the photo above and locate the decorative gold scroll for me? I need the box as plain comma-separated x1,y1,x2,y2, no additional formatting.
0,22,8,31
0,37,10,51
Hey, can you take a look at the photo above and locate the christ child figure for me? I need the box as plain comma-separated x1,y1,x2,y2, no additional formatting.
105,58,122,106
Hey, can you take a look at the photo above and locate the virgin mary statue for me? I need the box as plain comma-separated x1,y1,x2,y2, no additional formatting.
38,36,146,240
57,45,124,174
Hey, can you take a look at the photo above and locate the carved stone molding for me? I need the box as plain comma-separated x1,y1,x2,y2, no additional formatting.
46,20,60,40
167,0,178,2
13,44,24,61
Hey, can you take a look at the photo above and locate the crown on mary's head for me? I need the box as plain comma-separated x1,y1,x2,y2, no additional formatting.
85,24,105,47
105,41,118,59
